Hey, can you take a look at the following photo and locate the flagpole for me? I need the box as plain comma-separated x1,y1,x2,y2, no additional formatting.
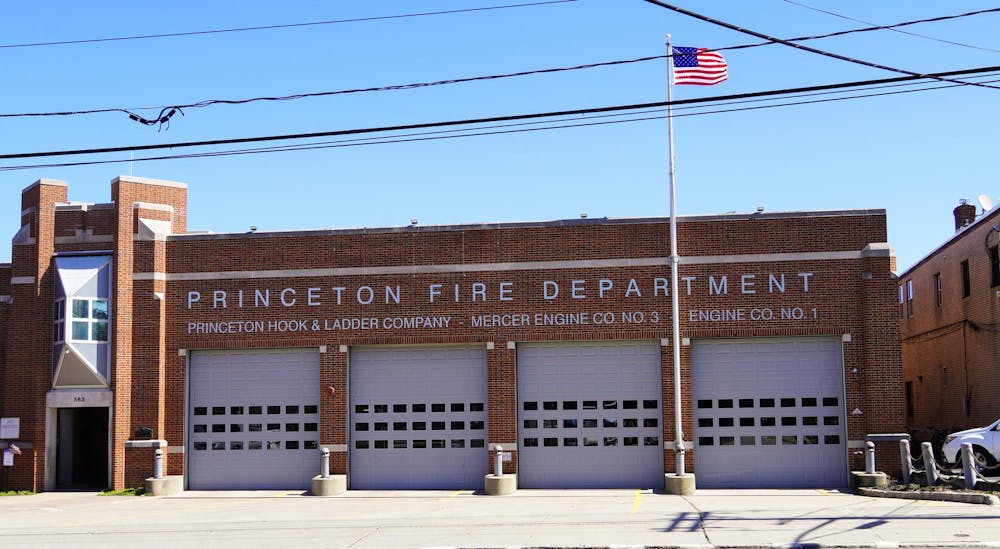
665,33,687,478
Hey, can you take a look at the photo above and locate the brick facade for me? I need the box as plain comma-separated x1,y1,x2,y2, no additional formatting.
900,201,1000,448
0,177,903,491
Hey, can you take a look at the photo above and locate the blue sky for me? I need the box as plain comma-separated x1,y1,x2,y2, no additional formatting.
1,1,997,271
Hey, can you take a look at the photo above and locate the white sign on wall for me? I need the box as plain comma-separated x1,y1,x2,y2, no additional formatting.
1,417,20,439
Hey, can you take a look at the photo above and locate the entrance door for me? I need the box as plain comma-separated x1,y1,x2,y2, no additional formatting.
56,407,109,489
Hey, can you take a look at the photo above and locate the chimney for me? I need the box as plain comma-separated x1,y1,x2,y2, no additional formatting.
954,199,977,231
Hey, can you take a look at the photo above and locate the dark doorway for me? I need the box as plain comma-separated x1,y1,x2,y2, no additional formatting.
56,407,109,489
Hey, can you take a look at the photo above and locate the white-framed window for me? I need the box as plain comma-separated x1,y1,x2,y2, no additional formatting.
906,279,914,317
52,298,65,343
70,298,109,342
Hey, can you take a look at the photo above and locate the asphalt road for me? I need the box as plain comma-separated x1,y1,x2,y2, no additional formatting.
0,488,998,548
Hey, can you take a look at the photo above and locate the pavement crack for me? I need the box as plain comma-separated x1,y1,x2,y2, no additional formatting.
345,527,378,548
680,495,711,544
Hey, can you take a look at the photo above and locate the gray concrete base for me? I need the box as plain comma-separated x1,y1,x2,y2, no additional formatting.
858,487,999,505
145,475,183,496
484,474,517,495
310,475,347,496
664,473,696,495
851,471,889,489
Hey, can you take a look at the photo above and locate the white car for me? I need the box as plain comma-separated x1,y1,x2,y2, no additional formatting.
942,418,1000,469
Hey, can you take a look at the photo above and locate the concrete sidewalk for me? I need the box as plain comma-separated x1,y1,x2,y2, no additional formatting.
0,488,998,548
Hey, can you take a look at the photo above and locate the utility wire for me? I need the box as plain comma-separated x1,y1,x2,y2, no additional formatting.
0,1,578,50
781,0,1000,53
640,0,1000,91
1,6,996,127
4,71,998,173
1,64,998,164
20,68,1000,171
717,6,1000,53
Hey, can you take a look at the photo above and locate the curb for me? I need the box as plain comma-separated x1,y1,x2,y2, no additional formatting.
857,486,1000,505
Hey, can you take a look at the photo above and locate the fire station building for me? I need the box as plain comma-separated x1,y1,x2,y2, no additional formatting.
0,177,902,492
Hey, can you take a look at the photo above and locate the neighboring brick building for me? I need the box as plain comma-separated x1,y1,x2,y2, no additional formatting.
0,176,902,492
900,199,1000,449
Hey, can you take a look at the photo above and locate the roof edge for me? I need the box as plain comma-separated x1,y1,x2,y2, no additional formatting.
169,208,886,242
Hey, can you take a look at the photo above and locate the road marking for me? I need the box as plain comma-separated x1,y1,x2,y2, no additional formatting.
449,489,464,498
630,489,642,513
817,489,830,496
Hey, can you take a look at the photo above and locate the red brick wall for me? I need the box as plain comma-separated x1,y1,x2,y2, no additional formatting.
111,178,187,490
3,181,67,491
901,207,1000,446
162,210,899,482
2,177,902,490
123,447,166,489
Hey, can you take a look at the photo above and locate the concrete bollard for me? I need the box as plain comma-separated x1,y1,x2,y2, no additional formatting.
899,439,912,485
961,442,978,489
154,448,164,480
494,445,503,477
321,447,330,479
864,441,876,474
485,445,516,495
921,442,939,486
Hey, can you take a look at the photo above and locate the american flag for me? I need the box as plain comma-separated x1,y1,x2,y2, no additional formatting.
7,443,20,455
672,47,728,86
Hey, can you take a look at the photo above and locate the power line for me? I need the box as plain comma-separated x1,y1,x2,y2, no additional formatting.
0,55,665,123
640,0,1000,91
5,71,997,173
780,0,1000,53
18,69,1000,171
0,1,578,50
1,64,998,166
2,6,996,127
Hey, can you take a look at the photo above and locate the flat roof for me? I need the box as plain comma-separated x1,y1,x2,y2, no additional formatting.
170,208,886,242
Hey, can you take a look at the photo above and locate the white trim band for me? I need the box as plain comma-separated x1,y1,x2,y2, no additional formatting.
135,250,872,282
124,439,168,449
114,175,188,189
10,276,35,285
133,201,175,212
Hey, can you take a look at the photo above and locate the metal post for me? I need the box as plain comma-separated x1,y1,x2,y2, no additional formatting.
899,439,912,485
961,442,978,489
864,441,876,474
920,442,938,486
321,447,330,479
494,445,503,477
665,33,686,478
154,448,163,480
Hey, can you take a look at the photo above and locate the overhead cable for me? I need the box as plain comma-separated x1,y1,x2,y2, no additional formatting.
4,70,998,173
2,6,997,127
0,64,998,164
0,1,578,50
780,0,1000,53
640,0,1000,91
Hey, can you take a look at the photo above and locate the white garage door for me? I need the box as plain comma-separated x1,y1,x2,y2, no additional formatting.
517,341,664,489
349,346,488,489
188,348,320,490
691,338,847,488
